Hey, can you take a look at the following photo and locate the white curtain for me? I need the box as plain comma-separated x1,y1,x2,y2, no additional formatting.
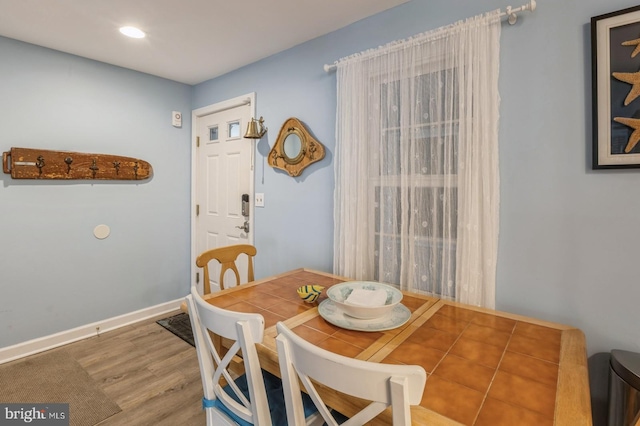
333,11,501,308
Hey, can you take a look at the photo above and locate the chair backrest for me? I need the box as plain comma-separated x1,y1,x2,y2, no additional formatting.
197,244,257,294
186,288,271,426
275,322,426,426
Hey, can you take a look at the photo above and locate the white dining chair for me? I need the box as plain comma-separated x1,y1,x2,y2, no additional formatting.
186,289,321,426
275,322,427,426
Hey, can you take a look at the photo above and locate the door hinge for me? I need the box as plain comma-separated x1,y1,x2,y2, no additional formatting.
196,272,200,284
196,136,200,147
196,204,200,216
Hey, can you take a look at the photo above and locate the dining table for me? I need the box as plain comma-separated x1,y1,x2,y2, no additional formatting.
195,268,592,426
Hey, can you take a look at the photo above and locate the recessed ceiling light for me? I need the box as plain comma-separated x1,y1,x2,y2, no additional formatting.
119,26,146,39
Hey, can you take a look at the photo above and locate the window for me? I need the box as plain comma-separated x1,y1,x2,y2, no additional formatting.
209,126,218,141
372,70,459,297
228,121,240,138
334,11,501,307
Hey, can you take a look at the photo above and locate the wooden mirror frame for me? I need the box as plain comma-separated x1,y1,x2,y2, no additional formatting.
268,117,325,177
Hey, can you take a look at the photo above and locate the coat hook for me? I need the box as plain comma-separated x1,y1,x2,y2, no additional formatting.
133,162,139,179
65,157,73,173
90,159,99,178
113,161,120,175
36,155,45,176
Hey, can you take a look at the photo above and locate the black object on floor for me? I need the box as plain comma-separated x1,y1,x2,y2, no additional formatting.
156,313,195,347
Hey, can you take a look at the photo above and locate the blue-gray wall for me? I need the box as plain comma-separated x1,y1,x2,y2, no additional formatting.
0,37,192,347
195,3,637,420
1,1,638,420
196,0,639,359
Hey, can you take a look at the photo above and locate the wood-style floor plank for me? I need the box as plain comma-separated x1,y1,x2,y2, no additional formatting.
13,310,206,425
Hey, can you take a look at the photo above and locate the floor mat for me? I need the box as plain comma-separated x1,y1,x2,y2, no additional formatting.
156,312,195,347
0,349,122,426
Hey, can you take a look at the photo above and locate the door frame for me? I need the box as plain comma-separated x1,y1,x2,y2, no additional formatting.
191,92,256,289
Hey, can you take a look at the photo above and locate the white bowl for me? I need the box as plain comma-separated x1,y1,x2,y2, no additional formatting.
326,281,403,319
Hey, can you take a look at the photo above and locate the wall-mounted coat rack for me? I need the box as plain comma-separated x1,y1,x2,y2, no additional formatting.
2,147,152,180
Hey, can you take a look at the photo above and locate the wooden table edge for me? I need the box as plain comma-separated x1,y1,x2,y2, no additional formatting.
555,328,593,425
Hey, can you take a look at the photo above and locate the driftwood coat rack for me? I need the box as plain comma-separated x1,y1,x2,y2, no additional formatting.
2,147,152,180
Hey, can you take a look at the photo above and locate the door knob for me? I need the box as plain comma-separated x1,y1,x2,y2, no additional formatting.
236,220,250,233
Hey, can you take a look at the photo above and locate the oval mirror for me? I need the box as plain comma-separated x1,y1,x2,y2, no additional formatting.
268,117,325,177
283,132,303,163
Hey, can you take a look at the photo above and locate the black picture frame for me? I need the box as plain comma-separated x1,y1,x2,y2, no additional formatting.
592,5,640,169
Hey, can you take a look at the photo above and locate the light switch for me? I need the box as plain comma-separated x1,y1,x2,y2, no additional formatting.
255,193,264,207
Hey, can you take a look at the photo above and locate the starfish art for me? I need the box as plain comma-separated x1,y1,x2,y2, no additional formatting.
613,116,640,153
622,38,640,58
612,71,640,105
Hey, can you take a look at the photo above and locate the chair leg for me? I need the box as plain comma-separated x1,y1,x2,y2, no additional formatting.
305,411,325,426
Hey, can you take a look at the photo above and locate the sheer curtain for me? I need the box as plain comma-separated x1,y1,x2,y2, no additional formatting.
333,11,501,308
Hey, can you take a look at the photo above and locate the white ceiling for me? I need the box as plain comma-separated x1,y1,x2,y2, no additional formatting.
0,0,409,85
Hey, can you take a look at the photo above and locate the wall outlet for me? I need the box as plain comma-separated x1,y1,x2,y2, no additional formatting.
255,193,264,207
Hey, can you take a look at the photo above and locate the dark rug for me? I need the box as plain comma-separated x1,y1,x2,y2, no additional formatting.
156,313,195,347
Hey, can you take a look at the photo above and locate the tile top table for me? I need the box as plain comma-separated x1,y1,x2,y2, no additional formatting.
201,268,592,426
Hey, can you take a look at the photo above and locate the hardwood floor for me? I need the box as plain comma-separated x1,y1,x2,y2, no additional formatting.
47,310,206,425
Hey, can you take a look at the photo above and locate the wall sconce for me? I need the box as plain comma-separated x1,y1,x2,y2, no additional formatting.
244,116,267,139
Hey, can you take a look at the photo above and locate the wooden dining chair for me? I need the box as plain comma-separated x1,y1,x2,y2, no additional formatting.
197,244,257,294
186,289,322,426
275,322,427,426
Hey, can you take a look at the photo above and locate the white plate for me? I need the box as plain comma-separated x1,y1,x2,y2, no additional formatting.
318,299,411,332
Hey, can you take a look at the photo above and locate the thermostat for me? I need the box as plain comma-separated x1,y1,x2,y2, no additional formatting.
172,111,182,128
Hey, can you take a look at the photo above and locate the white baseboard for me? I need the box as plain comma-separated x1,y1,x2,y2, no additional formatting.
0,298,184,365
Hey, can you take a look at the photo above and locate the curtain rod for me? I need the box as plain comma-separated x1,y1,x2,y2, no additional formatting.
323,0,537,73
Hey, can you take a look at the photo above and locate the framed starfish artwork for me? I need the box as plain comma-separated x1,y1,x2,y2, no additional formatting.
592,5,640,168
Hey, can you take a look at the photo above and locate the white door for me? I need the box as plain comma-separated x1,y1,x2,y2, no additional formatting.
193,96,254,293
